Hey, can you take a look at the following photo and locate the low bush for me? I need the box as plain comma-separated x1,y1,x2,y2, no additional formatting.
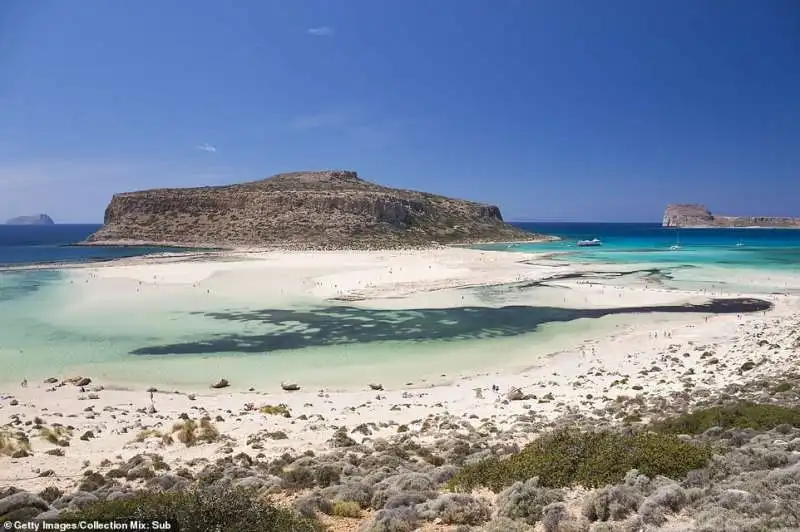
447,429,711,492
0,430,31,456
171,418,220,446
259,404,292,417
360,507,418,532
331,500,361,518
415,493,491,525
494,478,563,525
61,486,322,532
652,402,800,434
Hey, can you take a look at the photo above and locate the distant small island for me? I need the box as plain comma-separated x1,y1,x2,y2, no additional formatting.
5,213,55,226
663,204,800,228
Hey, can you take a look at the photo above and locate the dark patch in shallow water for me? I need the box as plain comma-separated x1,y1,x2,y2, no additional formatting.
0,270,62,302
130,298,772,356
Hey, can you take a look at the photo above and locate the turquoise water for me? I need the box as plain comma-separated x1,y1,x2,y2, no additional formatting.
479,223,800,271
0,222,797,388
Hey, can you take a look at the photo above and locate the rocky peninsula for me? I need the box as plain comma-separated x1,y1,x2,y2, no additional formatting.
5,214,55,226
663,204,800,228
85,170,553,249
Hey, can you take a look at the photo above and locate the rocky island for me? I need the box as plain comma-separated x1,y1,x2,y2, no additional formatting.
5,214,55,226
663,204,800,228
85,170,553,249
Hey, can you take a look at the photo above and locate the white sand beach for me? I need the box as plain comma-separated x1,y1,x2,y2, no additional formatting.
2,246,799,498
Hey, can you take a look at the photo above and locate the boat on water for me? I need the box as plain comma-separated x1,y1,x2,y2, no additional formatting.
576,238,602,247
670,229,681,250
735,240,744,247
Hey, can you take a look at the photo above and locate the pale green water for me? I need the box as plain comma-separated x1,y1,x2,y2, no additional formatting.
0,267,684,389
0,255,793,390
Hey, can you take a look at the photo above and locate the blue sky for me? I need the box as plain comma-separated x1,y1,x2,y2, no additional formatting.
0,0,798,223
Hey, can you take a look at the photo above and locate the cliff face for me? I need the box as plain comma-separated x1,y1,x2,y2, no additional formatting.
5,214,55,225
663,204,800,228
86,170,549,249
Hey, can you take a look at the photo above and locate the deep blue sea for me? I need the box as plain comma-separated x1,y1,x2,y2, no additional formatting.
0,224,179,267
1,222,799,270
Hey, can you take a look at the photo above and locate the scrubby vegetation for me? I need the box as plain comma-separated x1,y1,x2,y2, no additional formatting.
0,429,31,456
446,428,712,492
171,418,220,446
652,401,800,434
39,424,72,446
259,404,292,417
331,500,361,518
62,487,322,532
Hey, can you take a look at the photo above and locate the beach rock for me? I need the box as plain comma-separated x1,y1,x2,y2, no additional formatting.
147,474,189,492
211,379,229,389
506,387,526,401
53,491,98,510
84,170,552,249
44,377,58,384
0,492,51,521
74,377,92,387
32,509,61,521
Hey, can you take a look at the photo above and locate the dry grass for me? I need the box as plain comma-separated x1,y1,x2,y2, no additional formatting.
171,418,220,446
259,404,292,417
0,430,32,456
331,501,362,518
39,425,72,445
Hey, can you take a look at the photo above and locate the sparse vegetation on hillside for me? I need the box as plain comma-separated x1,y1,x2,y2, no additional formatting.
652,402,800,434
62,487,322,532
446,428,712,492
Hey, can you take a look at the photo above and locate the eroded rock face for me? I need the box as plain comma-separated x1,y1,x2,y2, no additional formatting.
663,204,800,228
86,170,549,249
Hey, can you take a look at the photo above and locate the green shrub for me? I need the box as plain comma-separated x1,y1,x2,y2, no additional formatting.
653,402,800,434
61,487,322,532
170,418,220,446
332,500,362,518
259,404,292,417
446,429,711,492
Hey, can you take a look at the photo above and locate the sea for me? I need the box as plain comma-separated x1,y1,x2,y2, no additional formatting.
0,222,798,389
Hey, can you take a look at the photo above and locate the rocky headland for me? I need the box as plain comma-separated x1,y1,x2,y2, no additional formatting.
663,204,800,228
85,170,553,249
4,214,55,226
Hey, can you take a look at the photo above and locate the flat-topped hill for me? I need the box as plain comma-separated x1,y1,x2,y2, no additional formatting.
85,170,551,249
663,204,800,228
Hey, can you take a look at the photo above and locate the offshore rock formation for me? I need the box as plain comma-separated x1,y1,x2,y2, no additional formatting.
663,204,800,228
86,170,551,249
4,214,55,225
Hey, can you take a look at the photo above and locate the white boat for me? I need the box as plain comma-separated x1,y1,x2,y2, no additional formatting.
670,230,681,250
576,238,602,247
735,240,744,247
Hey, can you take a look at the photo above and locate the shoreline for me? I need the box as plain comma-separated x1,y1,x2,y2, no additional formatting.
1,244,799,529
